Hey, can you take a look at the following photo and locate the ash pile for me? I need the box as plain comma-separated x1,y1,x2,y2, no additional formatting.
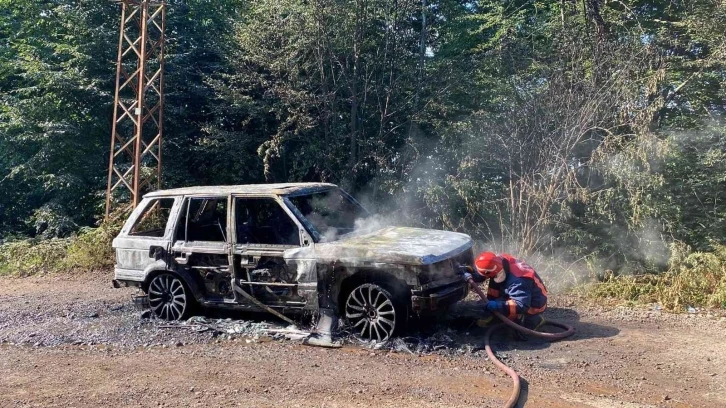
157,316,312,342
344,326,490,357
159,315,490,356
155,301,502,358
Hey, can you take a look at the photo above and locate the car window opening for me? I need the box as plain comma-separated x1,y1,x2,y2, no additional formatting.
235,198,300,246
287,189,368,242
176,198,228,242
129,198,175,237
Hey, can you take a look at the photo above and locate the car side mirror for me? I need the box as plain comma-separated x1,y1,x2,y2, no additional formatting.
300,230,311,246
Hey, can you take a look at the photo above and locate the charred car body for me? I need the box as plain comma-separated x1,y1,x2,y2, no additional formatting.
112,183,472,341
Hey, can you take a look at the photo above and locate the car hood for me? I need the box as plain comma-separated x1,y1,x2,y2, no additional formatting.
284,226,473,266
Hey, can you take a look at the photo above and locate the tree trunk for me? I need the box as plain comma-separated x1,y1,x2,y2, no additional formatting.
349,1,363,172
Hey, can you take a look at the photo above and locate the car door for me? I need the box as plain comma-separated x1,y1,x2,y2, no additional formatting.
114,196,179,281
169,195,233,301
230,195,313,309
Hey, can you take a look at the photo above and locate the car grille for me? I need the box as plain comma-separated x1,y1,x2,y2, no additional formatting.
452,246,474,268
417,247,474,285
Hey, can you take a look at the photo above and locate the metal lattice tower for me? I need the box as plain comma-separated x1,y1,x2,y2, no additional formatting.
106,0,166,218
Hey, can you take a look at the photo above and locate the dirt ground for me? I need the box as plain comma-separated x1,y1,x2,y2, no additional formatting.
0,273,724,408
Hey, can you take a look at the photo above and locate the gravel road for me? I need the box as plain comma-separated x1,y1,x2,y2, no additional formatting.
0,273,724,407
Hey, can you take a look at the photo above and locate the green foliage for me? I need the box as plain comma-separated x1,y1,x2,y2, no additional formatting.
583,243,726,310
660,125,726,250
0,239,69,277
1,0,725,310
0,222,120,277
61,222,120,271
0,0,117,238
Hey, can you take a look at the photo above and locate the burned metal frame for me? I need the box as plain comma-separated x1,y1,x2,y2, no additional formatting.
111,183,474,341
106,0,166,218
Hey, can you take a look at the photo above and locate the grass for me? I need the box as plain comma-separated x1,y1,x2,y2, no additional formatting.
0,222,120,277
580,243,726,311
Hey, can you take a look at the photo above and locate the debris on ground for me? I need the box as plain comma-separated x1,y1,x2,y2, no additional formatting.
151,314,494,357
2,275,726,408
157,316,313,342
342,325,493,357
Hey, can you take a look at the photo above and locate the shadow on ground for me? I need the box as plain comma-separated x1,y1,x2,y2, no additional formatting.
404,303,620,355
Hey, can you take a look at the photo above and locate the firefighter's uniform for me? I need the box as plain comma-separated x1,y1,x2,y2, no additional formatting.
480,254,548,330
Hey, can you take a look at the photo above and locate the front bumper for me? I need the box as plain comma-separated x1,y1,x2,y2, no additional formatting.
411,276,468,312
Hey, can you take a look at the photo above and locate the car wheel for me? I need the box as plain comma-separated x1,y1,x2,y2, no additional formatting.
148,273,189,321
344,283,402,342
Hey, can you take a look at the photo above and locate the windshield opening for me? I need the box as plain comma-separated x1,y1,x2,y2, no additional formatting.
287,189,369,242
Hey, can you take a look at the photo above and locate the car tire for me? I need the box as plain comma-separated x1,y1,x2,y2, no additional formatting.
343,282,406,342
147,273,192,321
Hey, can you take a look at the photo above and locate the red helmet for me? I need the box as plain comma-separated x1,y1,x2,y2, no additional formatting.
474,251,503,278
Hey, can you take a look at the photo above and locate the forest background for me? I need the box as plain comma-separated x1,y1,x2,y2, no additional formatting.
1,0,725,309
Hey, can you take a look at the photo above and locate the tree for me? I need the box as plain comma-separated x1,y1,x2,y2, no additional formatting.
0,0,117,238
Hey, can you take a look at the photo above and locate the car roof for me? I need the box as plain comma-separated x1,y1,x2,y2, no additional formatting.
144,182,338,198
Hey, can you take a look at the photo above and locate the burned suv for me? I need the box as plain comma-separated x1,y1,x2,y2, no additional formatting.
112,183,472,341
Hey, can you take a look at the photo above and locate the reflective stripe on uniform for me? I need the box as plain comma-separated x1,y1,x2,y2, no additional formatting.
505,299,518,319
533,276,548,297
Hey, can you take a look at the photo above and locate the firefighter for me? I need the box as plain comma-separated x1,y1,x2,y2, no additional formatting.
461,251,548,334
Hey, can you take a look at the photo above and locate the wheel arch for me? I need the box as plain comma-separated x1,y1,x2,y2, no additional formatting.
336,268,411,315
142,267,204,302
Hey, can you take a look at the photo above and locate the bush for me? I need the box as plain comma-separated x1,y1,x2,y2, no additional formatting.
0,239,70,276
0,221,121,277
582,243,726,310
60,223,119,271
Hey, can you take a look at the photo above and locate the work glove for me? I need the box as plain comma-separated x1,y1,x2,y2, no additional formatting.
462,272,473,282
485,300,501,312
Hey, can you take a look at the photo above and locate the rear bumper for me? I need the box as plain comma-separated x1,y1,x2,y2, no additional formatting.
411,276,468,312
112,279,142,289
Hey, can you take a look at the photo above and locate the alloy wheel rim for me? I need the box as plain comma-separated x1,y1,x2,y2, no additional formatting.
148,274,186,320
345,284,396,342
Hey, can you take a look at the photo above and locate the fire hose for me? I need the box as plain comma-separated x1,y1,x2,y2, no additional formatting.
465,277,575,408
